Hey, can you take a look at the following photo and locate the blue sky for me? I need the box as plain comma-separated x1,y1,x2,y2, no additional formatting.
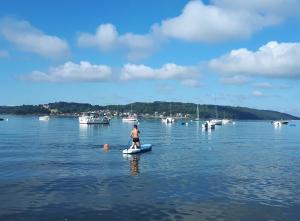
0,0,300,116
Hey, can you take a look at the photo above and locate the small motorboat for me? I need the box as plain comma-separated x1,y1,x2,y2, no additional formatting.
39,116,50,121
122,115,138,122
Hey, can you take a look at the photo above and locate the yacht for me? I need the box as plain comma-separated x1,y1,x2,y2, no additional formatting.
39,116,50,121
221,118,232,125
79,112,110,124
211,119,222,125
122,104,138,122
122,115,138,122
272,120,289,127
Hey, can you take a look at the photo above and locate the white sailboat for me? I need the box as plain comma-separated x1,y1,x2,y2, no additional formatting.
162,104,175,123
211,95,222,125
122,104,138,122
195,104,200,121
221,111,232,124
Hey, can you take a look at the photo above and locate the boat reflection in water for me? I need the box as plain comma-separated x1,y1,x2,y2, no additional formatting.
123,154,140,176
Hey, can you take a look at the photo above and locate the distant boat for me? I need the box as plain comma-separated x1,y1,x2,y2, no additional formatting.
221,119,232,124
39,116,49,121
202,120,215,129
162,117,175,124
211,119,222,125
122,115,138,122
210,95,222,125
272,120,289,127
195,104,200,121
162,104,175,123
0,118,4,121
79,112,109,124
122,104,138,122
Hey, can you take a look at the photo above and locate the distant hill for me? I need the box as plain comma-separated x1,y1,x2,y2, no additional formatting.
0,101,299,120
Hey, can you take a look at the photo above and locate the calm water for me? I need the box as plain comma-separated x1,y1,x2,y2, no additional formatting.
0,116,299,221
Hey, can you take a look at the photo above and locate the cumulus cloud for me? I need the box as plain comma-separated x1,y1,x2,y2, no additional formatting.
159,0,298,42
209,41,300,78
21,61,112,82
0,18,70,59
78,23,162,61
77,1,299,58
120,63,199,86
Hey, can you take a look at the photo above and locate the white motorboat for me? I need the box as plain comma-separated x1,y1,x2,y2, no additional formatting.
79,113,110,124
202,120,215,129
39,116,49,121
161,117,175,124
222,119,232,125
210,119,222,125
272,120,288,127
122,115,138,122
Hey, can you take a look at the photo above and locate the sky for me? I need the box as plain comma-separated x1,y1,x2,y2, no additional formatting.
0,0,300,116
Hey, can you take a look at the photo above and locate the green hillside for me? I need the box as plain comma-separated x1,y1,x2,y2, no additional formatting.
0,101,299,120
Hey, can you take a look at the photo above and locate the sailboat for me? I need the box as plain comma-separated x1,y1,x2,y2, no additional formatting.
122,104,138,122
162,104,175,123
221,111,232,124
211,95,222,125
195,104,200,121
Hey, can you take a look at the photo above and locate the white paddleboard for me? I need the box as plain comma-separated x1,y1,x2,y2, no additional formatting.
122,144,152,154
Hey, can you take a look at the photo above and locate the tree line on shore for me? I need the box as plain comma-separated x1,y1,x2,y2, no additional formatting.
0,101,298,120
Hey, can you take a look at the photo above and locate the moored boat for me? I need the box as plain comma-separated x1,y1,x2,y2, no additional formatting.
202,120,215,129
122,115,138,122
161,117,175,124
39,116,49,121
79,112,110,124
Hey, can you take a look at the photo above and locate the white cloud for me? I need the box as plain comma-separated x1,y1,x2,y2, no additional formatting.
78,23,162,61
212,0,300,16
209,41,300,78
159,0,298,42
0,18,69,59
77,1,299,58
21,61,112,82
220,75,251,85
0,50,9,58
120,63,199,86
252,90,264,97
253,82,273,89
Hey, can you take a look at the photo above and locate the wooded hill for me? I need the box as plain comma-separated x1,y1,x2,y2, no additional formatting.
0,101,299,120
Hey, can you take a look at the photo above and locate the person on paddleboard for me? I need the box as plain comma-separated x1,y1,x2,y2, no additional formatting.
130,124,140,149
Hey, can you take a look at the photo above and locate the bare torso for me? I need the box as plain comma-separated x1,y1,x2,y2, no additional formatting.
131,128,139,138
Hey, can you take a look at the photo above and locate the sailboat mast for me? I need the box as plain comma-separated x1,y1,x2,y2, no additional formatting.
215,94,218,119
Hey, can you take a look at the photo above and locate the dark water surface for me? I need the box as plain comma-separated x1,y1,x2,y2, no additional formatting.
0,116,299,221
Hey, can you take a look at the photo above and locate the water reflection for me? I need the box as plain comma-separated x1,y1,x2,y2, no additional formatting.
123,154,140,176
